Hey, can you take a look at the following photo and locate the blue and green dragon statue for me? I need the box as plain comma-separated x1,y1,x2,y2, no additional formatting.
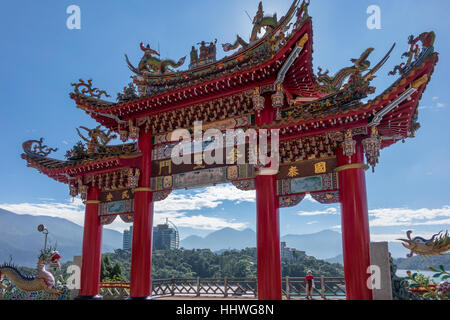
389,31,436,76
0,247,62,297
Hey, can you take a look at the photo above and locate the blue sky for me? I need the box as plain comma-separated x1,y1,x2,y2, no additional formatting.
0,0,449,250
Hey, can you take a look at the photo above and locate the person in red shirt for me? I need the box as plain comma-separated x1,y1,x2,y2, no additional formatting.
305,270,315,300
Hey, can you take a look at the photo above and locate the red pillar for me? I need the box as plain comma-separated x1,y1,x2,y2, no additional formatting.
256,174,281,300
337,141,373,300
255,93,282,300
78,185,103,299
129,130,154,299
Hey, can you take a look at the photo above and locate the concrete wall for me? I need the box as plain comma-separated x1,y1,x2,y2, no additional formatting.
69,255,82,300
370,242,393,300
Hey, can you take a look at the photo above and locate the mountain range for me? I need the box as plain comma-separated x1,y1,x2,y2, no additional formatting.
0,209,122,267
181,228,343,259
181,227,409,260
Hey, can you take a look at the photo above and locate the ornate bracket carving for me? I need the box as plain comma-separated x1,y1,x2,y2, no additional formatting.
22,138,58,157
71,79,110,99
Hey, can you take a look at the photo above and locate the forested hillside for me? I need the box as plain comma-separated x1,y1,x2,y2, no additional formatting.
98,248,344,281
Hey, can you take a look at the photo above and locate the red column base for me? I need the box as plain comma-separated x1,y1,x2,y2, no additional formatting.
79,186,103,297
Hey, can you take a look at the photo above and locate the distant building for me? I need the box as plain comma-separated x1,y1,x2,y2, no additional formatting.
123,220,179,251
153,220,179,250
123,226,133,251
281,242,306,262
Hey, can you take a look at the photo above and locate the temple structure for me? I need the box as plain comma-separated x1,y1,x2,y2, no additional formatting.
21,0,438,300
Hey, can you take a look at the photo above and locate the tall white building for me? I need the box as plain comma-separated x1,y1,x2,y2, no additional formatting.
123,226,133,251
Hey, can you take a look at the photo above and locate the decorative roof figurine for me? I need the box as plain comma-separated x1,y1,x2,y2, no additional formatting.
222,1,278,52
22,138,58,157
189,46,199,67
76,126,117,155
189,39,217,69
117,82,138,103
125,42,186,75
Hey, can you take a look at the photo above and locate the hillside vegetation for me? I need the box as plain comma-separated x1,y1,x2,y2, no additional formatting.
99,248,344,281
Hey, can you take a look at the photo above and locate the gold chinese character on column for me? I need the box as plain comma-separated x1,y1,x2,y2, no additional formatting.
314,161,326,174
159,159,172,175
287,166,299,177
122,190,130,200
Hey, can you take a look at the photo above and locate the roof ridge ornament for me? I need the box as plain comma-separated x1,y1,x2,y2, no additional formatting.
76,125,117,150
117,82,138,103
389,31,436,76
125,42,186,75
222,1,280,52
317,44,395,93
22,138,58,157
189,39,217,69
317,48,374,93
71,79,110,99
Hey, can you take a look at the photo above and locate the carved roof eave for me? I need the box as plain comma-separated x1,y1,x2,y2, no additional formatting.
282,19,322,100
21,144,142,184
260,52,438,144
371,52,438,149
70,20,319,127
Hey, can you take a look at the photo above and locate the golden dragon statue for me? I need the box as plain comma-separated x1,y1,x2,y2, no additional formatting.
398,230,450,258
0,247,62,298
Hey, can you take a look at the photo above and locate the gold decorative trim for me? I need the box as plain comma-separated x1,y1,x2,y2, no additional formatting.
119,152,143,159
297,33,309,48
84,200,101,205
281,156,336,167
412,74,428,89
334,163,370,172
134,187,153,192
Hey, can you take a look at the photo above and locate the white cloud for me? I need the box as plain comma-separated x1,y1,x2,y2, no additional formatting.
419,97,446,110
155,184,255,213
0,184,254,233
0,198,86,226
368,205,450,227
296,207,338,216
156,214,247,231
306,220,318,225
295,205,450,229
370,230,444,243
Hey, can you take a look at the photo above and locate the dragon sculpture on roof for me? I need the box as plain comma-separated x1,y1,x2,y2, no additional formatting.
316,44,396,93
222,1,279,52
389,31,436,76
125,42,186,75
